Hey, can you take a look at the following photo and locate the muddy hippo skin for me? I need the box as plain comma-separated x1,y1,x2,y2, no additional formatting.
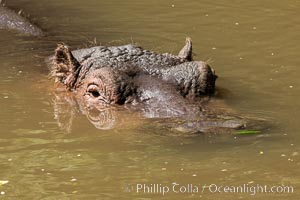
0,5,43,36
50,38,217,101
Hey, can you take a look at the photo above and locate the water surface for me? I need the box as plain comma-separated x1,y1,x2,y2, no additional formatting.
0,0,299,199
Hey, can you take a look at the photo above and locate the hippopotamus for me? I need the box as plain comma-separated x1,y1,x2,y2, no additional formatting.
50,38,217,102
0,4,43,36
49,39,263,134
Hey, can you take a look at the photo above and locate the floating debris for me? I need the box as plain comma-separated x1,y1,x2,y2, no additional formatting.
0,191,5,195
292,152,298,157
281,154,286,157
70,178,77,182
289,85,294,88
235,22,239,26
253,27,257,30
161,168,166,171
7,158,12,162
77,154,81,157
221,169,227,172
171,4,175,8
180,168,184,171
192,174,197,177
212,47,216,50
0,181,9,186
41,169,45,172
259,151,264,155
3,96,8,99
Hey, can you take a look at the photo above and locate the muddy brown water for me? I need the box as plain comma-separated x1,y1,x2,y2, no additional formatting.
0,0,299,199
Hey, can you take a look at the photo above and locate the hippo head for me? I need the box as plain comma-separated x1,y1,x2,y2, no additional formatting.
50,43,218,107
51,44,136,105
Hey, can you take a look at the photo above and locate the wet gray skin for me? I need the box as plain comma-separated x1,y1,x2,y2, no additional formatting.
0,5,43,36
50,38,217,98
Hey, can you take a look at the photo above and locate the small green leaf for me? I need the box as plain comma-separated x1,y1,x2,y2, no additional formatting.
235,130,261,135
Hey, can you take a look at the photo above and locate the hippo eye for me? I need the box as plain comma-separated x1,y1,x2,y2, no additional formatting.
87,84,101,98
91,90,100,98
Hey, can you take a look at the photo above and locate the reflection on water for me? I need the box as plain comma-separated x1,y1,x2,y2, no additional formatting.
53,91,132,132
0,0,299,199
52,89,265,135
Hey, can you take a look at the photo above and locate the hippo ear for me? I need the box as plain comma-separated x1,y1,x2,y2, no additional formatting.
178,37,193,61
51,44,81,89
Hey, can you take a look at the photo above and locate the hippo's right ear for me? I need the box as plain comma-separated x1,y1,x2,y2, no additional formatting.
51,44,81,89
